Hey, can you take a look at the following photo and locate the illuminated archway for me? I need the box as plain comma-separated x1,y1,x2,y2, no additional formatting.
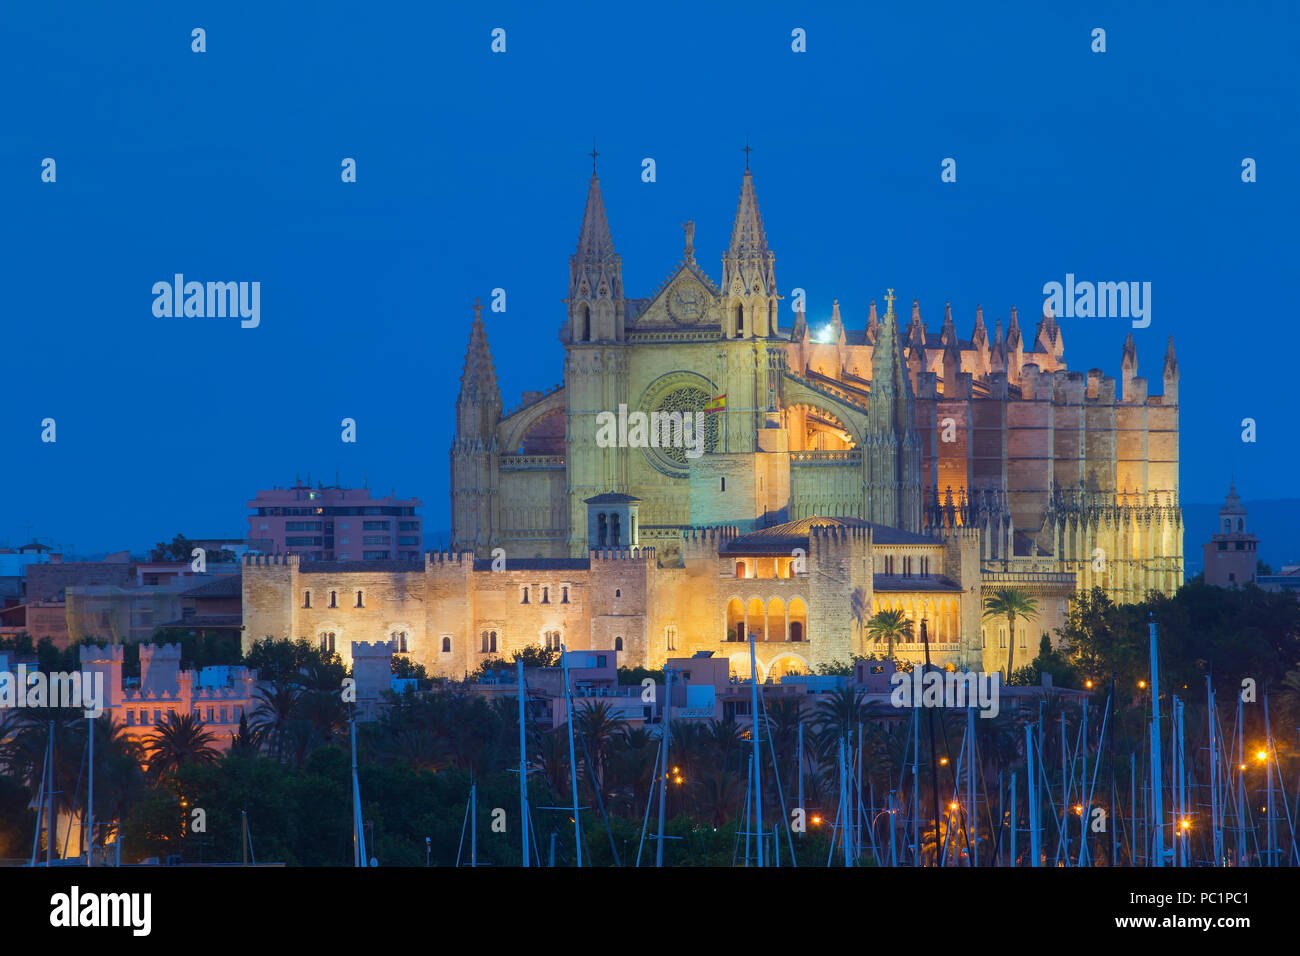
789,597,808,642
746,597,766,642
767,597,787,642
726,597,745,642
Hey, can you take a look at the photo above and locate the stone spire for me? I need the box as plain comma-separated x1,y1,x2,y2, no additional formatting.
451,300,502,556
1121,333,1138,401
866,289,923,531
1005,306,1023,383
1035,302,1063,367
1162,335,1179,404
941,303,961,396
568,169,624,342
989,317,1006,375
574,171,615,265
940,302,957,348
829,298,845,342
905,298,927,382
722,165,778,338
457,299,500,418
724,170,776,293
970,305,989,378
871,291,914,430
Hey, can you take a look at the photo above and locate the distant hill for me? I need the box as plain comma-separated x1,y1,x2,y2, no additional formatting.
1181,499,1300,578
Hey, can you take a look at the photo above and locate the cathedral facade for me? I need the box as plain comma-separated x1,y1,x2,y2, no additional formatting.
243,161,1182,679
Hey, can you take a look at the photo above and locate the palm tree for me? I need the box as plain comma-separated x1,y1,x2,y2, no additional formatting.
252,683,300,762
983,588,1040,681
574,700,628,791
144,712,220,779
865,609,914,661
812,686,866,753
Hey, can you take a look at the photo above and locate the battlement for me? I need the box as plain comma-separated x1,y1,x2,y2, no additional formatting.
351,640,397,657
426,550,476,567
139,643,182,660
79,644,125,663
809,525,870,542
244,554,300,568
589,547,656,562
681,526,739,543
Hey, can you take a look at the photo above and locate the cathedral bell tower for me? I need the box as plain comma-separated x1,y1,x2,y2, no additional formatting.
565,151,631,556
718,151,782,455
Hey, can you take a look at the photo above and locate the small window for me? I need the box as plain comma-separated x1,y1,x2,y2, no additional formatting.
303,590,312,609
541,587,550,604
615,636,623,651
980,628,987,649
666,625,678,651
442,636,452,653
720,477,726,492
329,590,338,609
561,586,569,604
615,588,621,598
355,590,364,608
521,586,530,604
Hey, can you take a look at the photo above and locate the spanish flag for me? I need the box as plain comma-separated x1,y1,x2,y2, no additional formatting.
706,394,727,413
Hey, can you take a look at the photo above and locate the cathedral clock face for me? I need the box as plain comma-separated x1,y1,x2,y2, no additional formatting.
668,281,706,324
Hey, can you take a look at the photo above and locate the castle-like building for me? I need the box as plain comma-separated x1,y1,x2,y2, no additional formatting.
243,160,1183,680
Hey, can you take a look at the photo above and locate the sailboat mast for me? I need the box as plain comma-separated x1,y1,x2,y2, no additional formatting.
748,636,763,867
87,713,94,867
1148,617,1165,867
561,645,582,867
655,667,674,866
517,658,530,867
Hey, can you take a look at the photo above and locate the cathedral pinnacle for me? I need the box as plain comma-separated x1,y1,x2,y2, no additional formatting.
574,169,616,266
1163,335,1178,379
457,300,500,409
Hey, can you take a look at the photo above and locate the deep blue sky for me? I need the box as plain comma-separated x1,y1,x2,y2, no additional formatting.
3,1,1296,556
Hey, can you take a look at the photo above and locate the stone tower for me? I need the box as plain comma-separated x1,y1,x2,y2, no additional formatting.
719,165,782,455
865,291,923,531
1203,483,1258,587
565,166,630,555
450,300,502,556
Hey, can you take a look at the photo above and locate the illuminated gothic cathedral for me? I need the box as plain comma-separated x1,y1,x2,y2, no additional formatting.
245,159,1182,679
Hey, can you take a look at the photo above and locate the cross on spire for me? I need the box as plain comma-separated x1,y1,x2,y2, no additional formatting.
742,137,753,170
473,297,483,319
589,138,599,175
884,288,896,316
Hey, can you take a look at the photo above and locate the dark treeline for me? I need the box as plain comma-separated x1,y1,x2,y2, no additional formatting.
1,580,1297,865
